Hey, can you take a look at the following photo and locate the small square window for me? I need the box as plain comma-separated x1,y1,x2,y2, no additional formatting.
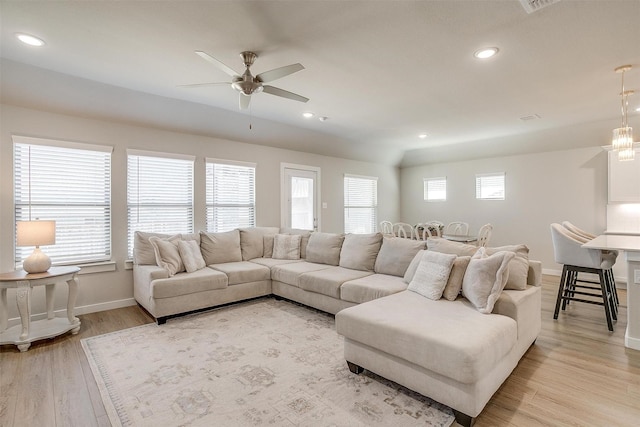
424,177,447,201
476,173,505,200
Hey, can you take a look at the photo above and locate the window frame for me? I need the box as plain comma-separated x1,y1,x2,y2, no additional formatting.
343,173,378,234
205,158,256,233
475,172,506,200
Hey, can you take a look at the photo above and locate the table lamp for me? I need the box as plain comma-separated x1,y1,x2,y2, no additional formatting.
17,220,56,273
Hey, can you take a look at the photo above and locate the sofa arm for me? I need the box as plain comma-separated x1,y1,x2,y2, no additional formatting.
493,286,541,344
133,264,169,288
527,260,542,287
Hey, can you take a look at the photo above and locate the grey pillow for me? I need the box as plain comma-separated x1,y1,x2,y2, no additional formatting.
462,248,515,314
239,227,280,260
305,232,345,266
200,229,242,265
177,239,206,273
272,234,302,260
375,237,426,277
149,235,184,276
442,256,471,301
486,244,530,290
339,233,383,271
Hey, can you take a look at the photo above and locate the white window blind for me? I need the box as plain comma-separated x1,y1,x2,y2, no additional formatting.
476,172,505,200
14,137,112,266
424,177,447,201
206,159,256,232
127,151,194,257
344,174,378,234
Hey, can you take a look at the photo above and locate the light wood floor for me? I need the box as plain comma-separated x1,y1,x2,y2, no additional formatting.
1,275,639,427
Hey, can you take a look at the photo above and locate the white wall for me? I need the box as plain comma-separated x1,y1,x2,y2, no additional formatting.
0,104,400,319
400,147,609,273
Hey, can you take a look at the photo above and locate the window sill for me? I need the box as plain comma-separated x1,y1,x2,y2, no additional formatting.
74,261,117,275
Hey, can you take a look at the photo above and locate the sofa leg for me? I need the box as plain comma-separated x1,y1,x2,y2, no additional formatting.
346,361,364,374
156,317,167,325
453,410,475,427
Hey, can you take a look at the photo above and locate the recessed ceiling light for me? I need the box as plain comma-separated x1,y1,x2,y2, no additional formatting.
474,47,498,59
302,112,314,119
418,133,428,139
16,33,45,47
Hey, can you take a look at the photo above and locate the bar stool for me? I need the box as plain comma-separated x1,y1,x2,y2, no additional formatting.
550,223,618,331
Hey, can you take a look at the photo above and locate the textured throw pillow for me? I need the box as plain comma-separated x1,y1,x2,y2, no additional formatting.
280,228,312,259
149,235,184,276
200,229,243,265
426,237,477,257
408,251,457,300
486,244,530,290
462,247,515,314
376,237,426,277
403,249,426,284
339,233,383,271
177,239,206,273
263,235,275,258
272,234,302,260
442,256,471,301
305,232,345,266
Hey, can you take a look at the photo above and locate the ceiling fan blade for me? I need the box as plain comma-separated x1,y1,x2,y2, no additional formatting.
177,82,230,88
239,93,251,110
262,85,309,103
256,63,304,83
195,51,238,77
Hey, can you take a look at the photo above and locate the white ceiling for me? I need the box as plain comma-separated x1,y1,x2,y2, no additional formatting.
1,1,639,166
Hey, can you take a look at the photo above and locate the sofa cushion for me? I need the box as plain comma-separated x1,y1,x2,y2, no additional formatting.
151,268,228,299
239,227,281,260
149,235,184,276
200,230,242,265
249,258,303,269
426,237,477,257
486,244,530,290
335,290,518,384
404,251,471,301
134,231,171,265
177,239,206,273
462,248,515,314
270,261,333,286
280,228,312,259
299,267,373,299
374,237,425,277
408,250,456,300
272,234,302,260
305,232,345,266
209,261,271,285
339,233,383,271
340,273,408,304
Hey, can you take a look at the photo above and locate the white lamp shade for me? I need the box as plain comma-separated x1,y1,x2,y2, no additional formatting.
16,220,56,247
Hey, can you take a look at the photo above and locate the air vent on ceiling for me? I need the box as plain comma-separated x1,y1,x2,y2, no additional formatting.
519,0,561,14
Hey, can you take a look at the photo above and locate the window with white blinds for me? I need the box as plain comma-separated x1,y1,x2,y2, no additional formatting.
476,172,505,200
424,177,447,201
206,159,256,232
127,150,194,257
344,174,378,234
13,137,112,266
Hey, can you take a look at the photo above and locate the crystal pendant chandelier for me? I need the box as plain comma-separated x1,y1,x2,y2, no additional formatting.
612,65,635,161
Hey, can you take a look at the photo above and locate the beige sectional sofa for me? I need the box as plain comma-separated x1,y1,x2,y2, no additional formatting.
133,227,541,426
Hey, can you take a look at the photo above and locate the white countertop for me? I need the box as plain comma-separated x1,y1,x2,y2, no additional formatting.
582,234,640,251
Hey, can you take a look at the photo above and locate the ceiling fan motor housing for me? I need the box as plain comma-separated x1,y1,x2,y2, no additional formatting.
231,52,264,95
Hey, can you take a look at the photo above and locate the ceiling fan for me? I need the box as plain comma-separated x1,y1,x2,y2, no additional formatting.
182,50,309,110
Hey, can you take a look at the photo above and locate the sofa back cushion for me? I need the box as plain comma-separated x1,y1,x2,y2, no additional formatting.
426,236,477,257
374,236,425,277
339,233,383,271
486,244,530,290
239,227,280,260
305,232,345,266
134,231,171,265
200,230,242,265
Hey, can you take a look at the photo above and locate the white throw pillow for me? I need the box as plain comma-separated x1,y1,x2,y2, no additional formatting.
272,234,302,260
177,239,206,273
149,235,184,276
407,251,457,300
442,256,471,301
462,247,515,314
486,244,530,290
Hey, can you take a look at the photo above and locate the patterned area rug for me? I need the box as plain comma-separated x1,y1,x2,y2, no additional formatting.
82,298,454,426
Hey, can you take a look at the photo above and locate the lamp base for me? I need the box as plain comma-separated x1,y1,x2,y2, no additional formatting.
23,247,51,274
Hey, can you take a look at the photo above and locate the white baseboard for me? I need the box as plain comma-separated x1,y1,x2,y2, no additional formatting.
542,268,627,289
5,297,137,329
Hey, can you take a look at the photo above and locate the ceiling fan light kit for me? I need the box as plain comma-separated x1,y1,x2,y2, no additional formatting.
188,50,308,110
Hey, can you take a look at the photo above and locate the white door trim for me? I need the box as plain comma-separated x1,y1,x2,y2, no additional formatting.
280,163,321,230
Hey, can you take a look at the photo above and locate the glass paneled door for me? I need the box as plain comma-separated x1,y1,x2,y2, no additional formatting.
282,166,319,231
